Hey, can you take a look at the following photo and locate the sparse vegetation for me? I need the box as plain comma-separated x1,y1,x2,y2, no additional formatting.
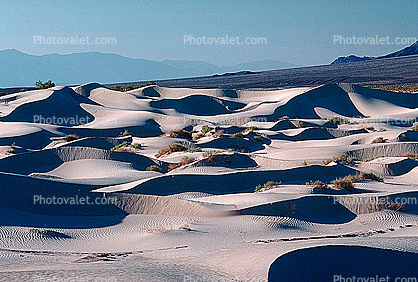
276,116,290,122
243,126,258,133
119,130,132,137
213,130,224,138
167,157,196,171
372,137,385,143
231,132,244,138
253,136,263,143
155,143,187,158
357,172,383,182
306,180,329,190
255,181,281,192
193,133,205,140
331,175,356,191
163,129,192,139
328,116,349,125
366,127,376,132
146,165,162,172
110,81,157,92
411,125,418,131
62,134,78,142
323,154,357,166
111,141,141,151
6,148,15,155
35,80,55,89
201,125,213,135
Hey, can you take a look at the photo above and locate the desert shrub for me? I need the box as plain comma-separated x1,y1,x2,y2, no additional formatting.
111,141,131,151
253,136,263,143
379,128,387,132
119,130,132,137
400,134,409,140
167,157,196,171
357,172,383,182
276,116,290,122
187,147,202,153
213,130,224,138
62,134,78,142
372,137,385,143
201,125,213,135
130,143,141,149
6,148,15,154
306,180,329,189
231,132,244,138
193,133,205,140
155,143,187,158
110,82,157,92
243,126,258,133
298,121,305,127
163,129,192,139
255,181,281,193
411,125,418,131
366,127,376,132
369,199,404,212
331,175,356,191
35,80,55,89
202,151,216,163
329,116,349,125
146,165,162,172
323,154,357,166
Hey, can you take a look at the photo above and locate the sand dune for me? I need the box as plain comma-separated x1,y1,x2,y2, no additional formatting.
1,83,418,281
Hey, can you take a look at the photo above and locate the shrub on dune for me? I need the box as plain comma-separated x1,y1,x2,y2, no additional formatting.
331,175,356,191
253,136,264,143
163,129,192,139
305,180,329,190
231,132,244,138
155,143,187,158
35,80,55,89
201,125,213,135
62,134,78,142
167,156,196,171
357,172,383,182
255,181,281,193
146,165,162,172
119,130,132,137
411,125,418,131
372,137,385,143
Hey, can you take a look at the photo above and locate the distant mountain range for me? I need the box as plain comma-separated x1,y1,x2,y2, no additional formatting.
331,40,418,64
0,49,295,87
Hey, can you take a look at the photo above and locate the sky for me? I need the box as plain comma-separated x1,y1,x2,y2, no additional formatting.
0,0,417,66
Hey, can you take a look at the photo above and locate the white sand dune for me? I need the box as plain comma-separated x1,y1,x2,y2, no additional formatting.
1,83,418,281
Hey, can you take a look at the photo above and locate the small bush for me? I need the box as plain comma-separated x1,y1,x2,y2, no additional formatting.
411,125,418,131
276,116,289,122
167,157,196,171
372,137,385,144
155,143,187,158
146,165,162,172
35,80,55,89
323,154,357,166
329,116,349,125
163,129,192,139
62,134,78,142
253,136,263,143
6,149,15,154
306,180,329,190
201,125,213,135
357,172,383,182
331,175,356,191
213,130,224,138
366,126,376,132
400,134,409,140
255,181,281,193
243,126,258,133
111,141,131,151
119,130,132,137
231,132,244,138
131,143,141,149
187,147,202,153
193,133,205,141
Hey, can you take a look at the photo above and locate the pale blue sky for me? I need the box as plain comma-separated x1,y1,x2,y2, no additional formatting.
0,0,416,66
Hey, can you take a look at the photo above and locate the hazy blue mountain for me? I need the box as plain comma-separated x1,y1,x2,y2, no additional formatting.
0,50,295,87
331,40,418,64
